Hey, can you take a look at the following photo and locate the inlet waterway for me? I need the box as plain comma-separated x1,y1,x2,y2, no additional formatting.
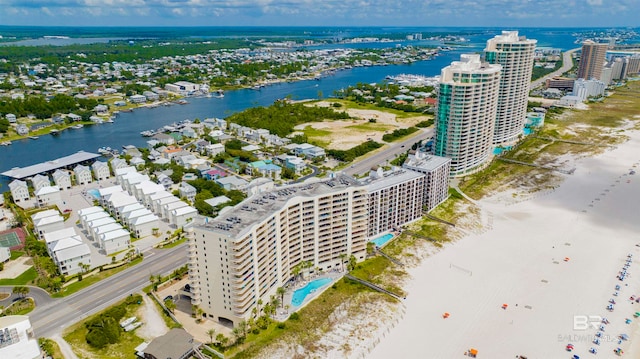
0,28,583,191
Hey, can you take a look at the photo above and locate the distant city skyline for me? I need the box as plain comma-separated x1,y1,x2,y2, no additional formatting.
1,0,639,28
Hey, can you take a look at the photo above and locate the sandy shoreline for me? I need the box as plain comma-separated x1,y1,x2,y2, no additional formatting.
370,129,640,358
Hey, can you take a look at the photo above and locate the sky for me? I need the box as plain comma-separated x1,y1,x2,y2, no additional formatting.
0,0,638,28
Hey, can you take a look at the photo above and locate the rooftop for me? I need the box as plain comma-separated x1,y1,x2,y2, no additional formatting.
193,173,361,238
1,151,101,180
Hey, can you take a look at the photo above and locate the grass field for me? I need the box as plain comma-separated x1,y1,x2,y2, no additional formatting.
0,267,37,285
52,257,143,298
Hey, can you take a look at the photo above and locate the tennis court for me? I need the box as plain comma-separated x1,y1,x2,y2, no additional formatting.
0,228,26,250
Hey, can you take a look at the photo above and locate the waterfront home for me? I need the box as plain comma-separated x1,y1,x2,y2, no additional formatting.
30,174,51,193
181,127,197,138
129,94,147,103
142,90,159,101
130,214,159,238
74,165,93,185
178,182,197,202
8,179,30,203
203,117,227,129
35,186,62,207
67,113,82,122
114,100,127,107
52,169,72,190
94,104,108,114
152,133,175,146
5,113,16,123
165,81,199,95
16,124,29,135
92,161,111,181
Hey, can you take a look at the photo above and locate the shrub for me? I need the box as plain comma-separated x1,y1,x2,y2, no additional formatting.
276,322,286,329
288,312,300,321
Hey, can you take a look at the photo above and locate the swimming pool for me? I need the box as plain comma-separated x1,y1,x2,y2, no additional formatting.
371,233,394,248
88,189,101,199
291,277,332,307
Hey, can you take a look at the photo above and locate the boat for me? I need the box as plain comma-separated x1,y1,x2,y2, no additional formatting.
177,100,189,105
140,130,156,137
106,117,114,123
50,129,60,135
28,136,39,140
0,141,12,146
72,124,84,129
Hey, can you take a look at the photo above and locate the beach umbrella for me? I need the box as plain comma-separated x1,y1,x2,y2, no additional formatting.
469,348,478,357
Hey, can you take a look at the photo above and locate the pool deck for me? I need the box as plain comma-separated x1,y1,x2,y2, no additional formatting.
273,270,345,321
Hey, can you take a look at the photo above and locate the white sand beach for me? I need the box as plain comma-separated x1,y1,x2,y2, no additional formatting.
370,130,640,358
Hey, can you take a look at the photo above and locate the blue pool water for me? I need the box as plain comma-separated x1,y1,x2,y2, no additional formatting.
371,233,394,248
523,128,532,136
88,189,101,199
493,146,513,155
291,277,333,307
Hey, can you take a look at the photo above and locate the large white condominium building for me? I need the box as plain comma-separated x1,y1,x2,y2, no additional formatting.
187,174,368,326
434,54,502,177
402,152,452,211
484,31,537,145
362,167,425,238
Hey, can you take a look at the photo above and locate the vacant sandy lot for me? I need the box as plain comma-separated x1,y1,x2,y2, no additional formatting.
295,101,429,150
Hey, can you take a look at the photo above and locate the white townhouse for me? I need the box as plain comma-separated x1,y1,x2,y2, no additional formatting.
119,203,145,221
74,164,93,185
35,186,62,207
86,217,117,240
170,206,197,228
99,229,130,255
92,161,111,181
32,211,64,238
30,174,51,193
92,223,124,242
154,196,182,217
9,180,30,203
49,237,91,276
178,182,197,203
52,169,72,190
162,200,188,219
110,158,129,174
130,214,159,238
114,166,137,184
123,208,153,228
133,181,165,205
80,210,110,230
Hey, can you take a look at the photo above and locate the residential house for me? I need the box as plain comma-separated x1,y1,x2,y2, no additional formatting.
99,229,131,255
9,180,30,203
32,212,64,239
130,214,159,238
52,169,72,190
162,201,188,220
204,195,230,208
156,174,174,189
152,133,175,146
178,182,197,202
153,196,181,217
202,168,227,180
50,236,91,276
203,117,226,129
80,210,110,230
129,94,147,103
170,206,198,228
205,143,225,157
293,143,326,159
5,114,17,123
92,223,124,242
114,166,137,184
139,328,195,359
35,186,61,207
143,91,159,101
110,158,129,174
92,161,111,181
246,160,282,179
16,124,29,135
215,176,249,191
74,165,93,185
30,174,51,193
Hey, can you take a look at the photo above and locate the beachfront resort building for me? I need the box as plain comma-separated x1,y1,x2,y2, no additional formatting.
362,168,425,237
187,174,369,326
577,40,608,81
402,152,452,211
484,31,537,145
8,180,30,203
433,54,502,177
0,315,41,359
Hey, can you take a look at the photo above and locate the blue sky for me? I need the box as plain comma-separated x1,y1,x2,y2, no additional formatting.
1,0,638,27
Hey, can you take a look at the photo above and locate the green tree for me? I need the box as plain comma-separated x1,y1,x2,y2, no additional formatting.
276,287,286,308
12,286,29,298
206,328,216,344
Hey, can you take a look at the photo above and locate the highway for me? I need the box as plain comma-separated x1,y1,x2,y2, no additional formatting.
343,128,434,176
26,244,187,338
530,47,580,90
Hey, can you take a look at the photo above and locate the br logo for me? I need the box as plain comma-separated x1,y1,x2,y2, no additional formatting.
573,315,602,330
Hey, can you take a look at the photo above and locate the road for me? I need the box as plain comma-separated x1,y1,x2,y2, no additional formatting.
343,128,434,176
530,47,581,90
26,244,187,338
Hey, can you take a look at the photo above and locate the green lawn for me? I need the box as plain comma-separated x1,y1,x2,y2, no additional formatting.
345,123,395,132
322,99,422,119
10,251,24,260
52,257,143,298
0,267,37,285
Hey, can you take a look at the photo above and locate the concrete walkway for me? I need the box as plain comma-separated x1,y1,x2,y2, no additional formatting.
51,334,79,359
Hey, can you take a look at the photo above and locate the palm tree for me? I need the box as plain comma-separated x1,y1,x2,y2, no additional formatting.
292,264,302,284
276,287,285,307
257,298,263,315
12,286,29,299
339,253,348,271
206,328,216,344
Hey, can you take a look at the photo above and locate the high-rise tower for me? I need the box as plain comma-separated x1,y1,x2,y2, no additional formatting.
484,31,537,145
434,54,502,177
577,40,608,80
